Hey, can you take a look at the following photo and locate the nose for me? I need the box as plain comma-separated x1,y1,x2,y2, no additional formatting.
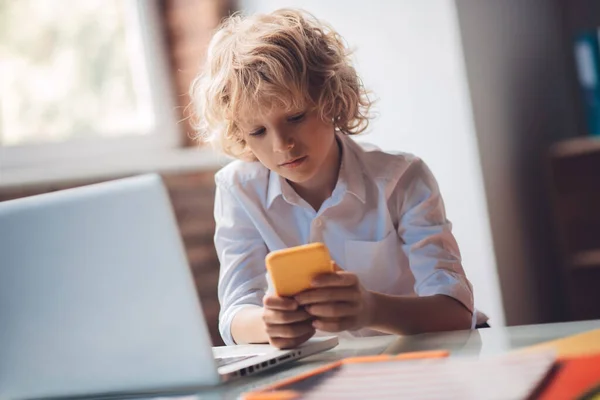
272,129,294,153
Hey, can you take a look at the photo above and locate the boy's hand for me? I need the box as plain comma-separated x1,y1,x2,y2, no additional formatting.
294,264,374,332
262,295,315,349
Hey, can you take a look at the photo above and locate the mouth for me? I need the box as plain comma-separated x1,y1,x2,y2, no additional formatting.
279,156,308,168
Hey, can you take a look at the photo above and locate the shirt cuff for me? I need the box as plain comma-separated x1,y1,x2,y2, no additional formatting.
219,303,263,346
415,269,475,324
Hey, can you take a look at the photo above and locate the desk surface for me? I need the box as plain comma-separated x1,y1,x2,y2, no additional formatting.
148,319,600,400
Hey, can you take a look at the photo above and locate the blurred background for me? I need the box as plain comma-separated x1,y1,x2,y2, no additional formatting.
1,0,600,346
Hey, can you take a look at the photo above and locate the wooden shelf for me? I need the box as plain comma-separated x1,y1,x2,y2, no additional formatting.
550,136,600,158
570,249,600,269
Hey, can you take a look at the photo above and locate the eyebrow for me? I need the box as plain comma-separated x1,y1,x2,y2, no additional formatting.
241,110,306,128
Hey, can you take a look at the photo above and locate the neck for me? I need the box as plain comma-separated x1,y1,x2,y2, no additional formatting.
290,136,342,211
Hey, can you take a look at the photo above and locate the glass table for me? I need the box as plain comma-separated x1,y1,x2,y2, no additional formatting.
137,319,600,400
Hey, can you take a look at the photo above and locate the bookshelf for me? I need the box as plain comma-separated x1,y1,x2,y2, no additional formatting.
548,135,600,320
544,1,600,321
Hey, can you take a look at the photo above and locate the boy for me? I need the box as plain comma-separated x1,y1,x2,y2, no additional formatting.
191,8,487,348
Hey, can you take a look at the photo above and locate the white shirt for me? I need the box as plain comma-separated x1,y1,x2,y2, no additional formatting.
214,134,486,345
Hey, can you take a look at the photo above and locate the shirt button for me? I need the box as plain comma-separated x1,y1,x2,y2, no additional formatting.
314,218,322,227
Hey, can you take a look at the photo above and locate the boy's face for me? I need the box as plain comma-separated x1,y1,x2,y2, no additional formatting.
239,106,337,188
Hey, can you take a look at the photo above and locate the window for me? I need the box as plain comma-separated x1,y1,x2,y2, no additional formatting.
0,0,184,182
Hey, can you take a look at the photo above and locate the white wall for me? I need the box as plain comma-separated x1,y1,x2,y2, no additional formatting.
455,0,575,325
240,0,505,325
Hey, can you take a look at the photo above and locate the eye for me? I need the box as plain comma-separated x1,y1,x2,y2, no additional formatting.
287,112,306,123
249,127,266,137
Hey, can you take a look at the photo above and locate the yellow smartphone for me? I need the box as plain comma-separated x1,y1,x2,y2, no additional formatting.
265,242,334,297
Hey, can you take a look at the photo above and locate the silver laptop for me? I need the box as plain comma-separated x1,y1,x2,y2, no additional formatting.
0,174,338,399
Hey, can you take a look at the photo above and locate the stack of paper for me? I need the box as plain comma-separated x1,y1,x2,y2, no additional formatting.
245,351,556,400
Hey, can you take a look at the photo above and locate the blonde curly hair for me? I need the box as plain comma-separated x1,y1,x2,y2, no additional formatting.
190,8,372,161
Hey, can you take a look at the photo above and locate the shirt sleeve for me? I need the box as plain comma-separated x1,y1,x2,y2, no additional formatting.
214,179,269,345
395,158,475,322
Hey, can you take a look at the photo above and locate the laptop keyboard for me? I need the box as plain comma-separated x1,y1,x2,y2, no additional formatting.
215,355,255,368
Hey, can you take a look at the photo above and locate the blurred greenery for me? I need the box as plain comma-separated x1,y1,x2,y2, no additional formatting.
0,0,150,146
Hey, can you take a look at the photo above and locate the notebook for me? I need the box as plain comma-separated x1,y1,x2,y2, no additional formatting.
242,350,556,400
515,329,600,399
518,328,600,358
538,353,600,400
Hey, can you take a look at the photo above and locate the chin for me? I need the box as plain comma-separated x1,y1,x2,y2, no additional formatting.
279,168,316,184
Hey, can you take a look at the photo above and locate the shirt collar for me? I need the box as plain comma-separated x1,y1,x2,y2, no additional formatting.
337,133,366,204
266,133,366,208
267,169,303,208
266,170,284,208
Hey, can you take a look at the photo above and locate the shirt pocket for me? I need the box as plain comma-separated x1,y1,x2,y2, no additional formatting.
344,230,402,292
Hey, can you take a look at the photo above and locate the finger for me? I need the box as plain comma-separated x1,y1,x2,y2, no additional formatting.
270,331,314,350
263,295,298,311
312,317,356,332
266,321,316,339
295,287,360,305
263,308,313,325
312,271,358,288
305,302,360,318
